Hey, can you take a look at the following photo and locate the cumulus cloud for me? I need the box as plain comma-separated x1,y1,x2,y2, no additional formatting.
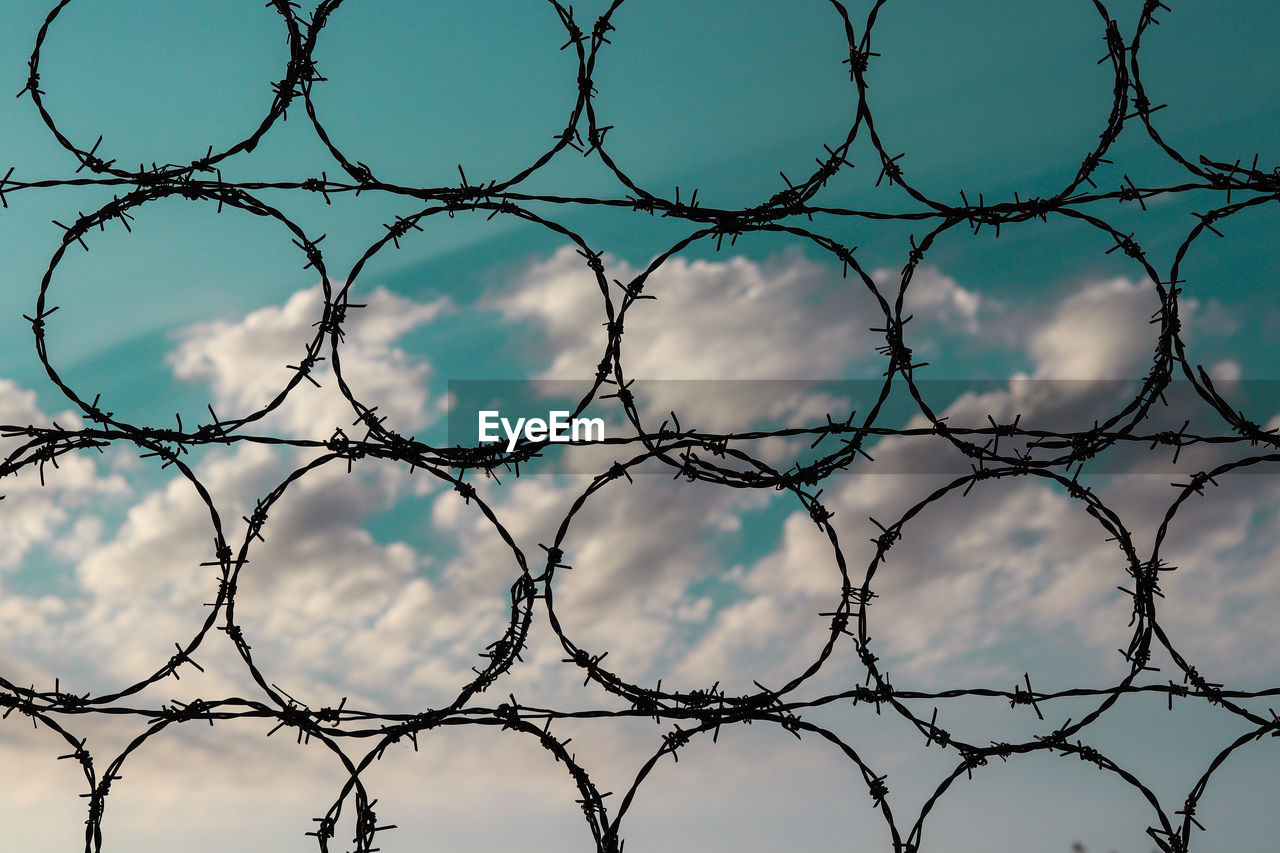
0,276,502,831
169,284,449,439
874,264,982,335
9,256,1261,709
0,273,485,713
490,249,986,469
540,262,1273,695
1026,276,1161,380
492,246,884,381
0,249,1270,851
0,380,129,574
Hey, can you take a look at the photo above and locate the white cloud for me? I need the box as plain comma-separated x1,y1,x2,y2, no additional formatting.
619,264,1277,696
1029,276,1159,380
490,249,985,472
481,252,1268,701
1207,359,1242,382
874,264,982,334
0,379,129,573
7,258,1263,707
492,246,880,382
0,251,1272,852
169,284,448,439
1,281,458,710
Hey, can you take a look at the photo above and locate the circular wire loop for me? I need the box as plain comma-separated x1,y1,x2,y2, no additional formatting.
32,185,333,440
584,0,862,221
303,0,589,193
24,0,305,180
4,1,1279,850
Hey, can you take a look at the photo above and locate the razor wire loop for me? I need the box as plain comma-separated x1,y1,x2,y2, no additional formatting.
4,0,1280,850
215,448,538,725
304,0,589,194
326,199,616,458
23,0,305,181
32,182,335,441
538,450,854,714
893,206,1183,470
852,463,1158,757
601,712,904,853
602,220,897,488
1166,193,1280,451
1129,0,1277,188
0,436,234,708
584,0,863,219
856,0,1130,211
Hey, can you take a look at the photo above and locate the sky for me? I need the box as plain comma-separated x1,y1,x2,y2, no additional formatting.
1,0,1279,851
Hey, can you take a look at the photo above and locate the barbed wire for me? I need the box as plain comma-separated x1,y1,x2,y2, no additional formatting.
2,1,1279,851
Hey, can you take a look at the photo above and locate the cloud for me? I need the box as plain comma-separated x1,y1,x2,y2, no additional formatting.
597,264,1277,695
427,468,779,698
1,280,466,712
1028,276,1160,380
0,380,129,574
8,257,1264,708
492,246,882,382
482,251,1272,700
169,284,449,439
0,253,1271,852
873,264,982,335
490,249,986,471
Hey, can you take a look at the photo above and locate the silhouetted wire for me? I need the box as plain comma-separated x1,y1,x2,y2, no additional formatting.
2,1,1278,851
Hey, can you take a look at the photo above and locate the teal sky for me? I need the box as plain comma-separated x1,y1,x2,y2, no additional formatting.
1,2,1279,852
2,0,1278,403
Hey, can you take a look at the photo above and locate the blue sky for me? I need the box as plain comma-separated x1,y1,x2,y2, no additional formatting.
1,1,1279,852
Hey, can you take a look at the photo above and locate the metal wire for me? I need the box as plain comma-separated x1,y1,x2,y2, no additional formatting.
2,1,1279,851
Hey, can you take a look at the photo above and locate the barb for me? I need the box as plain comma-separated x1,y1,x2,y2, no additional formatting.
2,1,1279,851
